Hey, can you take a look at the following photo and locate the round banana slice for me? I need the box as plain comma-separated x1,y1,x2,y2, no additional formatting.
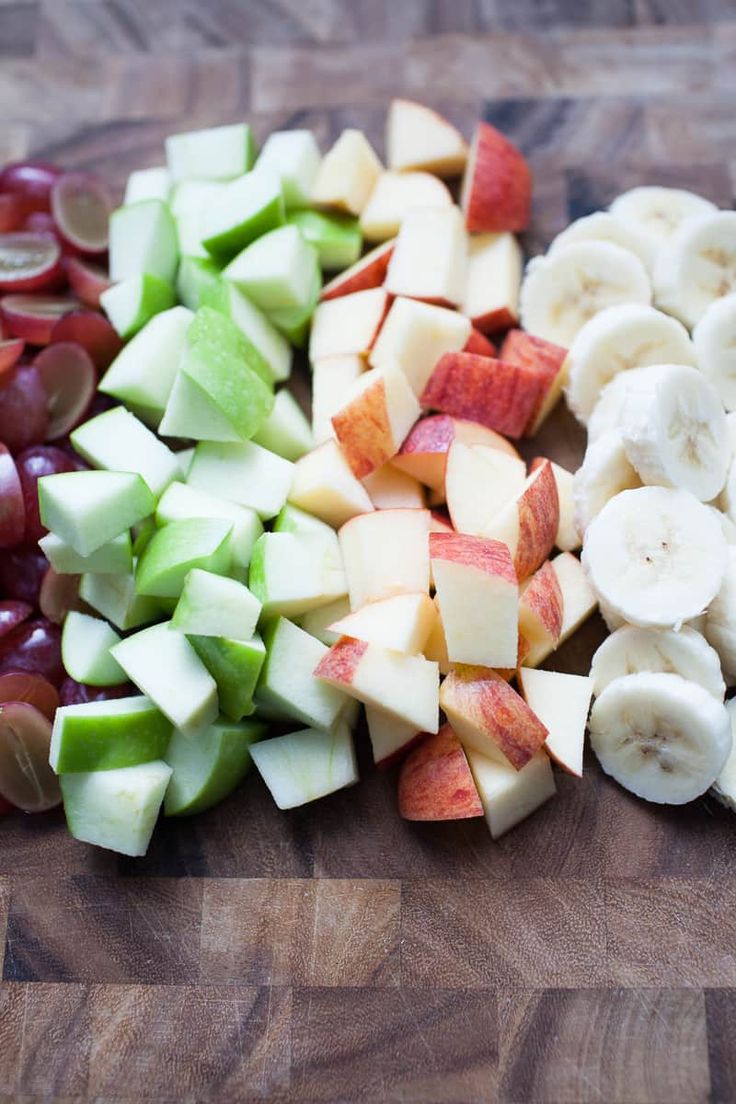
586,368,648,444
654,211,736,329
598,598,625,633
705,547,736,681
520,241,651,348
548,211,649,268
590,625,725,701
589,671,732,805
573,430,641,536
582,485,728,629
619,364,729,502
564,303,694,425
693,292,736,411
609,186,717,271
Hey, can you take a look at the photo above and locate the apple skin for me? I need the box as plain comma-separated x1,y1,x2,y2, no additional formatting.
398,724,483,821
420,353,543,440
332,367,419,479
513,461,559,580
314,635,369,683
519,560,563,660
500,329,568,435
320,239,395,301
394,413,520,491
164,718,266,817
530,457,580,553
188,634,265,722
463,328,496,357
50,697,172,774
430,530,516,579
461,121,532,233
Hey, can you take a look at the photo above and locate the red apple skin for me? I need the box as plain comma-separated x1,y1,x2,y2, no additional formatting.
471,306,518,335
440,666,548,770
515,460,559,581
429,531,516,582
332,375,395,479
463,327,497,356
500,329,567,434
420,353,543,439
520,559,563,644
429,509,453,534
496,633,531,681
321,241,395,301
314,635,369,685
462,122,532,233
398,724,483,820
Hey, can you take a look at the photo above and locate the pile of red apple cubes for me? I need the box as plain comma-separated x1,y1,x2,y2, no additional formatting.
0,101,600,857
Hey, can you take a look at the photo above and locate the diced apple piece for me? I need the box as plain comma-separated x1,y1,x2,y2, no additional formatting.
309,287,389,362
252,389,313,461
518,560,563,668
531,457,580,553
423,596,450,675
172,568,261,639
250,723,357,809
189,634,265,722
188,440,294,520
60,761,172,857
444,442,527,536
266,265,321,346
518,667,593,777
466,747,556,839
398,724,483,821
386,98,468,176
61,611,125,687
272,502,336,542
431,532,518,667
255,617,350,729
440,665,548,770
286,209,361,270
249,531,346,618
177,256,221,311
462,232,522,333
135,518,232,598
201,168,284,258
369,297,471,397
50,696,172,774
421,352,543,439
124,166,171,205
363,464,424,509
365,705,421,768
209,281,292,383
320,239,395,301
500,329,568,434
331,364,420,479
315,636,439,732
165,122,255,181
464,328,497,357
394,414,520,492
460,121,532,233
38,470,154,557
482,459,559,581
39,531,132,576
79,572,160,632
109,199,178,285
339,508,430,609
328,592,435,654
384,206,467,308
164,718,265,817
299,596,351,646
312,129,382,216
223,224,319,311
360,170,452,241
111,621,217,734
553,551,598,645
256,129,321,207
289,440,374,529
156,482,262,571
71,406,180,498
101,272,175,339
311,356,364,445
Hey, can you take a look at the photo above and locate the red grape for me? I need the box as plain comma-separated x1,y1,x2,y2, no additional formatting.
0,232,64,293
0,294,80,345
59,677,134,706
22,210,59,238
16,444,76,543
51,172,111,255
0,161,62,211
0,547,48,606
0,700,61,811
0,618,64,685
33,342,95,439
0,443,25,547
0,601,32,638
0,670,59,720
0,195,29,233
50,310,122,372
0,338,24,376
0,362,49,452
64,256,110,309
38,567,84,625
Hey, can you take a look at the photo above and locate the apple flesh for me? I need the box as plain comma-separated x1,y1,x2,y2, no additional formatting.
188,440,294,520
172,568,261,639
466,746,556,839
50,695,172,774
320,239,394,301
360,170,452,242
423,595,451,675
365,704,421,768
273,502,337,542
71,406,180,498
500,329,568,434
79,571,160,632
394,414,520,492
332,364,420,479
286,209,361,270
109,199,178,285
421,352,543,440
252,389,313,461
518,667,593,777
223,224,319,312
61,611,126,687
531,457,580,553
165,122,255,181
444,441,526,536
266,264,321,347
369,296,471,397
309,287,389,363
482,459,559,581
311,128,383,216
38,470,155,557
201,167,284,257
298,595,351,646
385,98,468,176
518,560,563,667
339,507,430,608
155,481,263,571
363,464,425,509
462,232,522,333
206,280,292,384
255,616,351,730
177,257,222,311
289,439,374,529
39,530,133,576
250,722,357,809
60,760,172,857
398,724,483,821
188,633,266,722
164,718,266,816
384,206,467,308
553,551,598,646
100,272,175,339
328,592,436,654
124,166,171,205
460,121,532,233
134,517,232,598
249,530,347,619
311,355,364,445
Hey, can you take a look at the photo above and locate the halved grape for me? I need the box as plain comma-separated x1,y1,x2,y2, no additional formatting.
51,172,111,255
0,670,59,720
59,677,134,706
0,338,24,376
0,700,61,811
0,294,79,344
22,210,59,238
0,362,49,452
0,195,29,233
16,444,76,543
0,443,25,547
33,342,95,439
38,567,84,625
0,161,62,211
0,618,64,685
0,232,64,293
0,601,32,638
50,310,122,372
65,255,110,309
0,547,48,607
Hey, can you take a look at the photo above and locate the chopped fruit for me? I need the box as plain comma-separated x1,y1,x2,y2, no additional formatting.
460,121,532,232
328,592,436,654
463,328,496,357
384,207,467,308
289,439,374,528
466,747,556,839
518,560,564,667
518,667,593,777
331,364,420,479
250,724,357,809
311,355,365,445
423,596,451,675
531,457,580,553
339,508,430,609
60,762,172,857
462,232,522,333
369,296,471,397
312,129,383,216
552,552,598,646
362,464,425,509
444,442,526,537
500,329,568,434
482,460,560,581
421,352,543,440
320,239,395,301
255,616,351,730
398,725,483,821
360,170,452,242
385,99,468,176
308,287,389,361
395,414,520,493
365,705,421,768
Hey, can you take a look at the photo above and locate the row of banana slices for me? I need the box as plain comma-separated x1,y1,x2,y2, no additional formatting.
521,186,736,809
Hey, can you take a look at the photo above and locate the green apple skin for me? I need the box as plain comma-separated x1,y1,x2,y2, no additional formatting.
61,611,126,687
249,723,357,809
38,531,133,576
286,209,361,270
60,761,172,857
50,696,172,774
79,572,161,632
109,199,178,285
172,568,261,639
254,616,349,729
165,122,255,182
266,263,321,347
202,281,291,384
101,272,175,339
273,503,336,542
179,341,274,441
38,470,155,558
177,256,222,311
252,389,313,461
155,482,262,571
164,718,266,816
186,305,272,388
202,168,285,258
134,517,233,598
188,634,266,722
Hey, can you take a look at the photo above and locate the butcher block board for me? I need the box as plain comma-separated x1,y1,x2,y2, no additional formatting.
2,5,736,1101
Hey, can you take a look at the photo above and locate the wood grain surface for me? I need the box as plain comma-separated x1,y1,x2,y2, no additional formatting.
3,2,736,1101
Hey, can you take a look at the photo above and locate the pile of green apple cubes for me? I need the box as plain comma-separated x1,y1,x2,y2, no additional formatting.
40,105,576,857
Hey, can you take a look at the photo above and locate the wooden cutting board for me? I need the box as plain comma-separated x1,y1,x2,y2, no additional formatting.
2,5,736,1101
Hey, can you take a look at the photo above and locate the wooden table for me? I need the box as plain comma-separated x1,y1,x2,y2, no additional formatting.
3,3,736,1100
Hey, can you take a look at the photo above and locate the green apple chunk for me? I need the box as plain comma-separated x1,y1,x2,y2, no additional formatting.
266,263,321,347
202,168,284,257
39,531,132,576
100,273,175,340
205,282,291,384
111,620,218,733
223,224,319,311
61,611,126,687
187,441,294,520
252,390,313,461
249,532,346,618
164,718,265,817
80,572,161,631
124,166,171,205
189,633,266,722
255,617,349,729
71,407,180,498
38,471,155,557
50,696,172,774
156,482,262,571
175,448,194,476
170,179,227,218
176,256,222,311
255,130,321,208
250,723,357,809
166,123,255,182
109,200,178,285
286,209,361,270
298,595,351,646
135,518,232,599
274,503,336,541
175,211,209,261
187,304,273,387
172,569,261,639
99,306,193,427
60,761,172,857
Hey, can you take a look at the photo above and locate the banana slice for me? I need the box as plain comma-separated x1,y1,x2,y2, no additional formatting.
705,547,736,682
582,485,728,629
712,698,736,811
709,503,736,545
587,369,647,444
598,597,625,633
654,211,736,328
609,186,717,271
573,430,641,536
693,292,736,411
519,241,651,348
564,303,694,425
548,211,649,268
590,624,725,701
619,363,729,502
589,671,732,805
